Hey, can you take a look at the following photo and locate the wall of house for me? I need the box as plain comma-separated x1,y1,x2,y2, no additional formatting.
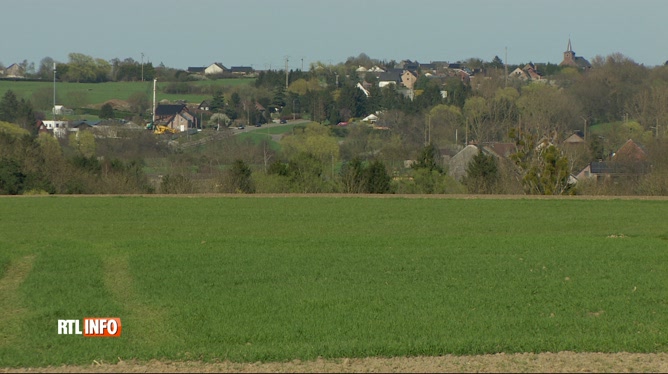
42,120,69,130
402,72,417,89
5,64,24,78
171,113,193,131
205,65,224,75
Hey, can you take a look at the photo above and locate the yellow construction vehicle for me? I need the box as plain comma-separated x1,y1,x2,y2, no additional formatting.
153,125,178,135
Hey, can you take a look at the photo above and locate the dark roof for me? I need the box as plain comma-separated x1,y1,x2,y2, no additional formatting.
377,71,402,82
590,161,650,175
230,66,253,73
574,56,591,68
155,104,187,116
395,60,419,70
70,120,101,128
188,67,206,73
420,63,436,70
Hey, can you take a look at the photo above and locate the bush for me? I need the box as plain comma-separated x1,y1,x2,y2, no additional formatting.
160,174,194,194
219,159,255,193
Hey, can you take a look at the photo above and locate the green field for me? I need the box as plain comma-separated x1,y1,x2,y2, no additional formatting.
0,196,667,368
237,123,302,151
0,79,253,108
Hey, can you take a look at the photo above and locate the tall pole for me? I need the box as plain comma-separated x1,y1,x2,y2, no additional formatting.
141,52,144,82
285,56,289,89
465,118,469,145
152,78,157,124
53,62,56,123
428,115,431,144
504,47,508,88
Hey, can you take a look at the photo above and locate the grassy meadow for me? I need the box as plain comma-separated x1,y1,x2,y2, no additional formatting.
0,196,667,367
237,123,302,151
0,79,253,108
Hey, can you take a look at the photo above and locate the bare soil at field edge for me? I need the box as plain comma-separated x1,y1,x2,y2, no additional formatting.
4,352,668,373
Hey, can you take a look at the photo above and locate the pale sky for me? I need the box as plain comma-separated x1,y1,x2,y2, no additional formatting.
2,0,667,70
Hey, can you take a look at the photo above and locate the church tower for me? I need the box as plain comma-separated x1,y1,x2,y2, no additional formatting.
562,39,575,65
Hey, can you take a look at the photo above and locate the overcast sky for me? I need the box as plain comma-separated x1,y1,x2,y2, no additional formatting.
3,0,667,70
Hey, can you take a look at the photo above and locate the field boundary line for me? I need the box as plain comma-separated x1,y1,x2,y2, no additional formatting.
0,255,35,348
3,352,668,373
2,193,668,200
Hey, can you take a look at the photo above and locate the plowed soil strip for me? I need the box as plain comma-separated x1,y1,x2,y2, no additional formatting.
4,352,668,373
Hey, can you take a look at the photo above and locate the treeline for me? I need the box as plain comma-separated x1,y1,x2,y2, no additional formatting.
0,122,155,195
9,53,187,83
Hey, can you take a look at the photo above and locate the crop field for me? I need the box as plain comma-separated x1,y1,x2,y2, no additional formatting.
0,79,253,107
0,196,667,369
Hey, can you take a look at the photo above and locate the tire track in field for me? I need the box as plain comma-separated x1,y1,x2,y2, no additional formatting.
103,253,175,356
0,255,35,348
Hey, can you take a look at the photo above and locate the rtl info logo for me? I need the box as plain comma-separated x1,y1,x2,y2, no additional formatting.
58,318,122,337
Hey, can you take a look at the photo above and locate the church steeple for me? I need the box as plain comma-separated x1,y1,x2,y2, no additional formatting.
562,38,575,65
560,38,591,69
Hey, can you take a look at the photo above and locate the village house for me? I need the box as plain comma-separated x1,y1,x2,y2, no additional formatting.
229,66,254,76
376,71,402,88
204,63,228,75
509,63,544,81
401,70,418,90
577,139,649,181
446,143,517,182
154,104,197,131
38,120,70,138
3,63,24,78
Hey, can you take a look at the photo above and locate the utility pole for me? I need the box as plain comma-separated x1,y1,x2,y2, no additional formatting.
428,115,431,144
53,62,57,123
301,57,304,71
504,46,508,88
581,116,588,142
141,52,144,82
285,56,289,90
152,78,157,124
465,118,469,145
293,99,297,120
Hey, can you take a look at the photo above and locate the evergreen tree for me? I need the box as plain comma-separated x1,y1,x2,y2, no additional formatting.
0,90,20,123
463,148,499,194
273,85,286,108
490,55,504,69
364,159,391,193
210,91,226,112
412,143,443,174
223,159,255,193
338,83,367,118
